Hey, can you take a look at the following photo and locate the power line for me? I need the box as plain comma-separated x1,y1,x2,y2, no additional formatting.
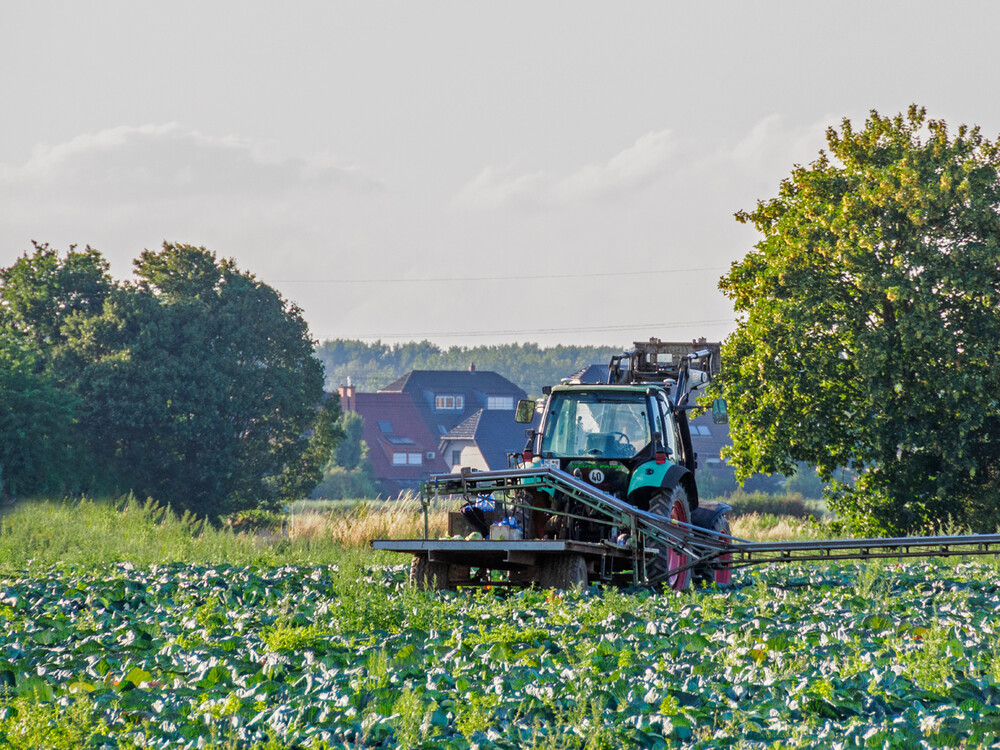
316,318,735,341
271,266,726,284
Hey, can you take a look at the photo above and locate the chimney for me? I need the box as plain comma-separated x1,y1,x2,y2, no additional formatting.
337,384,356,412
468,363,476,373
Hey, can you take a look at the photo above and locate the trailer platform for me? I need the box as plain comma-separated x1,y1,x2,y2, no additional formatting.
372,538,645,587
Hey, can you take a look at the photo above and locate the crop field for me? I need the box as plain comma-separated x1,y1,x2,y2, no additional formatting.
3,551,1000,749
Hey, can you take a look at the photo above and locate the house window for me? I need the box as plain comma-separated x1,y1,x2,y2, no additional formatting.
691,425,711,436
378,420,393,433
392,453,407,465
451,450,462,466
407,453,422,465
435,395,464,410
487,395,514,411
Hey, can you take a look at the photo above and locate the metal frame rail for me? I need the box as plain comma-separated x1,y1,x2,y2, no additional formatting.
425,466,741,584
422,466,1000,583
729,534,1000,568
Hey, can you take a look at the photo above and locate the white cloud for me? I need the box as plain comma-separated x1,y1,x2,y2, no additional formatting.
453,128,676,210
0,124,396,287
0,123,381,204
720,113,835,174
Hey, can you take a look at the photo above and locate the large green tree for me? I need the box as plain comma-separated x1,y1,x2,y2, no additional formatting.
715,106,1000,535
1,242,340,517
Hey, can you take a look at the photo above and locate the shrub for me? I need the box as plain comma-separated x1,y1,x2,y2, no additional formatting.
723,490,815,519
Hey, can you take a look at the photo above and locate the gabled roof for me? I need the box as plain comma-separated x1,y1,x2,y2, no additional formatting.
379,369,525,397
440,408,540,470
569,364,609,384
442,409,484,441
350,392,449,493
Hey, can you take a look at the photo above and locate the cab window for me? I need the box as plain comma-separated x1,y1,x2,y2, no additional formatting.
540,392,651,459
657,393,679,458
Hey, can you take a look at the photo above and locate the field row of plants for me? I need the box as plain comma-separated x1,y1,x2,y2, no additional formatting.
2,554,1000,748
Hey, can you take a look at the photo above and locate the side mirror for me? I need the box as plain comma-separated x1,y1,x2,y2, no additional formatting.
711,398,728,424
514,399,536,423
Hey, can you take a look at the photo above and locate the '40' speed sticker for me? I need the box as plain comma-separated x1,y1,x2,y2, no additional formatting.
588,469,605,484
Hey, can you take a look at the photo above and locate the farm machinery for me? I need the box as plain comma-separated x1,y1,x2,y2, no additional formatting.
373,339,1000,590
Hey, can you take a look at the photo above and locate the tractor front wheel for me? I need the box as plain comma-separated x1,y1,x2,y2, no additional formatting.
647,487,692,591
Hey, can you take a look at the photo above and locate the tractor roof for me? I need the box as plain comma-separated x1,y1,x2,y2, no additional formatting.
549,383,666,395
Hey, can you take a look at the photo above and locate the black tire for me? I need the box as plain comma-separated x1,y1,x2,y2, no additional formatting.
409,555,450,591
647,486,692,591
694,513,733,586
539,553,588,589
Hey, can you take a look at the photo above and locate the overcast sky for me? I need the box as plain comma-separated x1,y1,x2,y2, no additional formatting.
3,2,999,348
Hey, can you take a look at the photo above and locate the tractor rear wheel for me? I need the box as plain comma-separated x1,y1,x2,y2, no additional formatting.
647,487,692,591
409,555,450,591
539,553,588,589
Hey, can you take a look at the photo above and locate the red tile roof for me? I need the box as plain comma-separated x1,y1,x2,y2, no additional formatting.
349,392,449,496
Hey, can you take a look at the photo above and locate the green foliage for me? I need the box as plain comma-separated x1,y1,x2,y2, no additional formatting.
716,106,1000,534
694,468,739,498
0,242,113,350
0,242,338,518
316,339,620,395
311,411,383,499
0,694,110,749
0,332,78,497
2,560,1000,747
782,462,829,499
223,508,286,534
723,489,816,519
310,466,383,500
332,411,366,471
0,497,353,571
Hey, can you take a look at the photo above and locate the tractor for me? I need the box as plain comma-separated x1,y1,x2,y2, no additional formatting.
373,339,1000,590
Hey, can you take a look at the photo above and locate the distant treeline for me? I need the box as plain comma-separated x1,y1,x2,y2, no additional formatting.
315,340,622,395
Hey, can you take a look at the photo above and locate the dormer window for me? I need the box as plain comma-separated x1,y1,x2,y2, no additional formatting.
486,395,514,410
434,395,464,410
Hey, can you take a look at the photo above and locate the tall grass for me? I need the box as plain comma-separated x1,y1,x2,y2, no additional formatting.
730,512,828,542
0,497,353,572
0,493,829,573
288,496,448,547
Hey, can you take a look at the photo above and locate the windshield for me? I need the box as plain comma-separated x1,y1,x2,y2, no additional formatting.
540,392,652,459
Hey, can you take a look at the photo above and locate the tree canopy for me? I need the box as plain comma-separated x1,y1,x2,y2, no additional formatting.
0,242,339,518
715,106,1000,534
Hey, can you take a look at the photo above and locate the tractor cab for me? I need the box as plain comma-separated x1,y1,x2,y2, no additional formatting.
515,339,721,509
528,385,685,505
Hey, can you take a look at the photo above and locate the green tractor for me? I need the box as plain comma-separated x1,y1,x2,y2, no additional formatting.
377,338,1000,590
511,338,731,589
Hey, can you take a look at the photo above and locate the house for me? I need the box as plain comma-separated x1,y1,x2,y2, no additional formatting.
337,365,536,496
440,408,539,471
337,387,449,497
